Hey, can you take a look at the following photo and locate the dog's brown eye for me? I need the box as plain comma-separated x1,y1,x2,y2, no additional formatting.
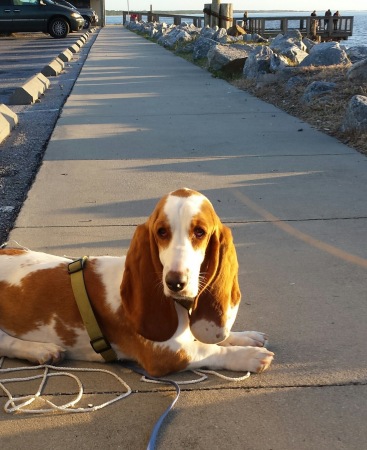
157,228,168,238
194,227,205,239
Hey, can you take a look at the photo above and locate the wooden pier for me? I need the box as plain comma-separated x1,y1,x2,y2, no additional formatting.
122,11,353,42
241,16,354,42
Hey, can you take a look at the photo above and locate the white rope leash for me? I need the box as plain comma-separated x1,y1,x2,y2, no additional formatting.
0,357,132,414
0,240,29,250
140,369,250,385
0,357,251,414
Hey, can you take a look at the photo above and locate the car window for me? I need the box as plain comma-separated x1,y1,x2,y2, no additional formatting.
71,1,89,8
13,0,40,5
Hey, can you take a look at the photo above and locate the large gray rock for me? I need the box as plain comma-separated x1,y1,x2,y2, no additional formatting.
212,27,241,44
243,45,273,79
126,20,169,39
269,32,308,64
149,23,167,40
193,37,218,60
212,28,228,43
157,27,192,48
300,42,350,67
270,53,288,72
345,46,367,63
200,26,216,39
281,44,308,64
125,20,145,32
302,37,316,52
270,31,307,52
207,44,250,71
302,81,337,103
282,29,304,42
341,95,367,132
347,59,367,84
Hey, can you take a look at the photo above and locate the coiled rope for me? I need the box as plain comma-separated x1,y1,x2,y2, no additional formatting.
0,357,132,414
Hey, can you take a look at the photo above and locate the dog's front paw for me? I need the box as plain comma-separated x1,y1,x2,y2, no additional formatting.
30,343,66,365
226,346,274,373
242,331,269,347
246,347,274,373
222,331,269,348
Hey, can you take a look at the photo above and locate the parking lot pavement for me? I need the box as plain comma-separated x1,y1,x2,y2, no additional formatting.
0,31,95,104
0,29,99,244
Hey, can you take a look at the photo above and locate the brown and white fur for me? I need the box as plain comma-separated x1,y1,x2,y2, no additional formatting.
0,188,273,377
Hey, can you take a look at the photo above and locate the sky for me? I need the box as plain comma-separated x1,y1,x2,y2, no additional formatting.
106,0,364,12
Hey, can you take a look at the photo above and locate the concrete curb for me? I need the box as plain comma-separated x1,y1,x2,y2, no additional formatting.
0,104,18,143
58,48,74,62
9,73,50,105
41,57,65,77
68,43,81,54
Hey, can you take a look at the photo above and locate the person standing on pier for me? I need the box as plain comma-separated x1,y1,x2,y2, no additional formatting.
324,9,332,30
310,10,318,39
333,11,340,30
242,11,248,30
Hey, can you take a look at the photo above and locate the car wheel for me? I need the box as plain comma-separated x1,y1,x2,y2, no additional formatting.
48,17,70,38
82,16,91,29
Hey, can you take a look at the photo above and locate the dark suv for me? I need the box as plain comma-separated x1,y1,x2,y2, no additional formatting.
52,0,98,28
0,0,84,38
77,6,98,28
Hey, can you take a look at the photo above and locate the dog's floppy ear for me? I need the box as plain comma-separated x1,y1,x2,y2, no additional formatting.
120,221,178,342
189,223,241,344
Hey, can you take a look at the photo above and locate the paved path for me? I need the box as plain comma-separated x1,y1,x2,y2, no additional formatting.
1,25,367,449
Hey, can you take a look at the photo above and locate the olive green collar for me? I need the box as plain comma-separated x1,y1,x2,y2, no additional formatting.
68,256,117,363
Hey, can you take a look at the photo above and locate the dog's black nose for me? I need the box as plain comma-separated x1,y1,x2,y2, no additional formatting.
166,271,188,292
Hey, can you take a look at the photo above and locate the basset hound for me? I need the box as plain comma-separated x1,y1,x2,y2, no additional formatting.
0,188,274,377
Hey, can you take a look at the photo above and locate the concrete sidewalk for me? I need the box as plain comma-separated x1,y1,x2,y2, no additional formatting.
1,25,367,449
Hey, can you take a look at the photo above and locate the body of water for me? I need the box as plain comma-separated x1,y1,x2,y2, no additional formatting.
106,10,367,47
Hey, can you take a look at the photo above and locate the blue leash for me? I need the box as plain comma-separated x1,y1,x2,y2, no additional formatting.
122,362,181,450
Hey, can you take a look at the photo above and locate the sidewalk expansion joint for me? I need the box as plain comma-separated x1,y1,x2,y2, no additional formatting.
225,216,367,224
136,380,367,393
13,216,367,232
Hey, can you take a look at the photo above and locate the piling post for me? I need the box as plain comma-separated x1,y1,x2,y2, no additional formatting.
147,4,153,22
204,3,211,26
210,0,220,28
219,3,233,29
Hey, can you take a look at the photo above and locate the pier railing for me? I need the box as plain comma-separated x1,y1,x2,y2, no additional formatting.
123,11,204,27
122,12,353,41
241,16,354,41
